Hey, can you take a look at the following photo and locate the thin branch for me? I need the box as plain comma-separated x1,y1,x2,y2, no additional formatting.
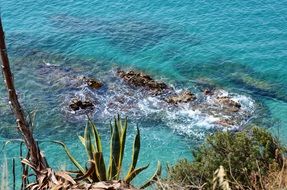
0,15,47,173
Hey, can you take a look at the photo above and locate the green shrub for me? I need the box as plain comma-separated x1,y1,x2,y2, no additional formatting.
165,127,285,189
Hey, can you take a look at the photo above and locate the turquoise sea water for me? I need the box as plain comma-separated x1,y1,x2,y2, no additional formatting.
0,0,287,188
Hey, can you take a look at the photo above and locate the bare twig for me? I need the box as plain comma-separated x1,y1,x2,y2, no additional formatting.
0,16,47,174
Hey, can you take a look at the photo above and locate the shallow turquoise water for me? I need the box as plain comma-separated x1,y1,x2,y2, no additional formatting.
0,0,287,188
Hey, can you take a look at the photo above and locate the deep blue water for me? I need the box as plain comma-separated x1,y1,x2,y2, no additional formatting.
0,0,287,188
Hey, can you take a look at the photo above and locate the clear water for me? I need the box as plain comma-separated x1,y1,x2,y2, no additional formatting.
0,0,287,188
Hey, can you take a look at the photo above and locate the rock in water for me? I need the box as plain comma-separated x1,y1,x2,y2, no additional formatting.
216,96,241,112
166,91,196,104
117,69,168,94
203,88,214,96
83,77,103,89
69,99,94,111
215,118,236,127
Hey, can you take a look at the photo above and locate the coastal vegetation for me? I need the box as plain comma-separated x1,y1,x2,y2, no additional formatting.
159,127,287,189
1,118,286,189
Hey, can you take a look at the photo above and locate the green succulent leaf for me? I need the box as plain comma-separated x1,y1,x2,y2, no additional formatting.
88,117,102,152
52,141,85,175
78,136,85,147
108,117,121,180
84,124,95,160
53,116,153,186
140,161,162,189
118,117,128,175
126,126,141,176
117,114,122,137
125,164,150,183
94,152,107,181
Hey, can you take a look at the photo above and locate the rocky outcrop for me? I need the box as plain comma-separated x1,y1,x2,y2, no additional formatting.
83,77,102,89
216,118,236,127
203,88,214,96
36,62,249,128
216,96,241,112
69,99,94,111
117,70,168,94
166,91,196,104
63,68,248,128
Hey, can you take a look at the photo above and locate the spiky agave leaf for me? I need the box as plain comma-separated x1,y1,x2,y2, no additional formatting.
117,114,122,137
94,152,107,181
125,164,150,184
108,118,121,180
118,117,128,178
88,119,103,152
79,123,99,181
126,127,141,176
52,141,85,175
78,136,85,147
139,161,162,189
84,123,95,160
53,116,158,188
87,119,105,182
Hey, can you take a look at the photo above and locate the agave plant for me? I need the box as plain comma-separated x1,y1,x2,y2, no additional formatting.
54,115,161,189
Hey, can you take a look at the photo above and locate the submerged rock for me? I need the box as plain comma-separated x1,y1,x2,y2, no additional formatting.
230,73,287,102
117,70,168,94
231,73,273,92
69,99,94,111
166,91,196,104
176,60,287,103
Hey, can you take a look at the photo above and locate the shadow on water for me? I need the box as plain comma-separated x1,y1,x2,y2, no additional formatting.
7,32,80,57
48,14,200,53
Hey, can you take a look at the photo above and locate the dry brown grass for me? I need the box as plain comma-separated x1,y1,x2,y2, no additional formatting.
24,168,139,190
155,178,206,190
263,158,287,190
156,159,287,190
49,180,138,190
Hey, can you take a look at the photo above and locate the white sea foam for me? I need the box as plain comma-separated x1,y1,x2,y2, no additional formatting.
60,72,256,137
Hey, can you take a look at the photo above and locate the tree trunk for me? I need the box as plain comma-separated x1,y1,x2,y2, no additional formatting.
0,16,46,172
